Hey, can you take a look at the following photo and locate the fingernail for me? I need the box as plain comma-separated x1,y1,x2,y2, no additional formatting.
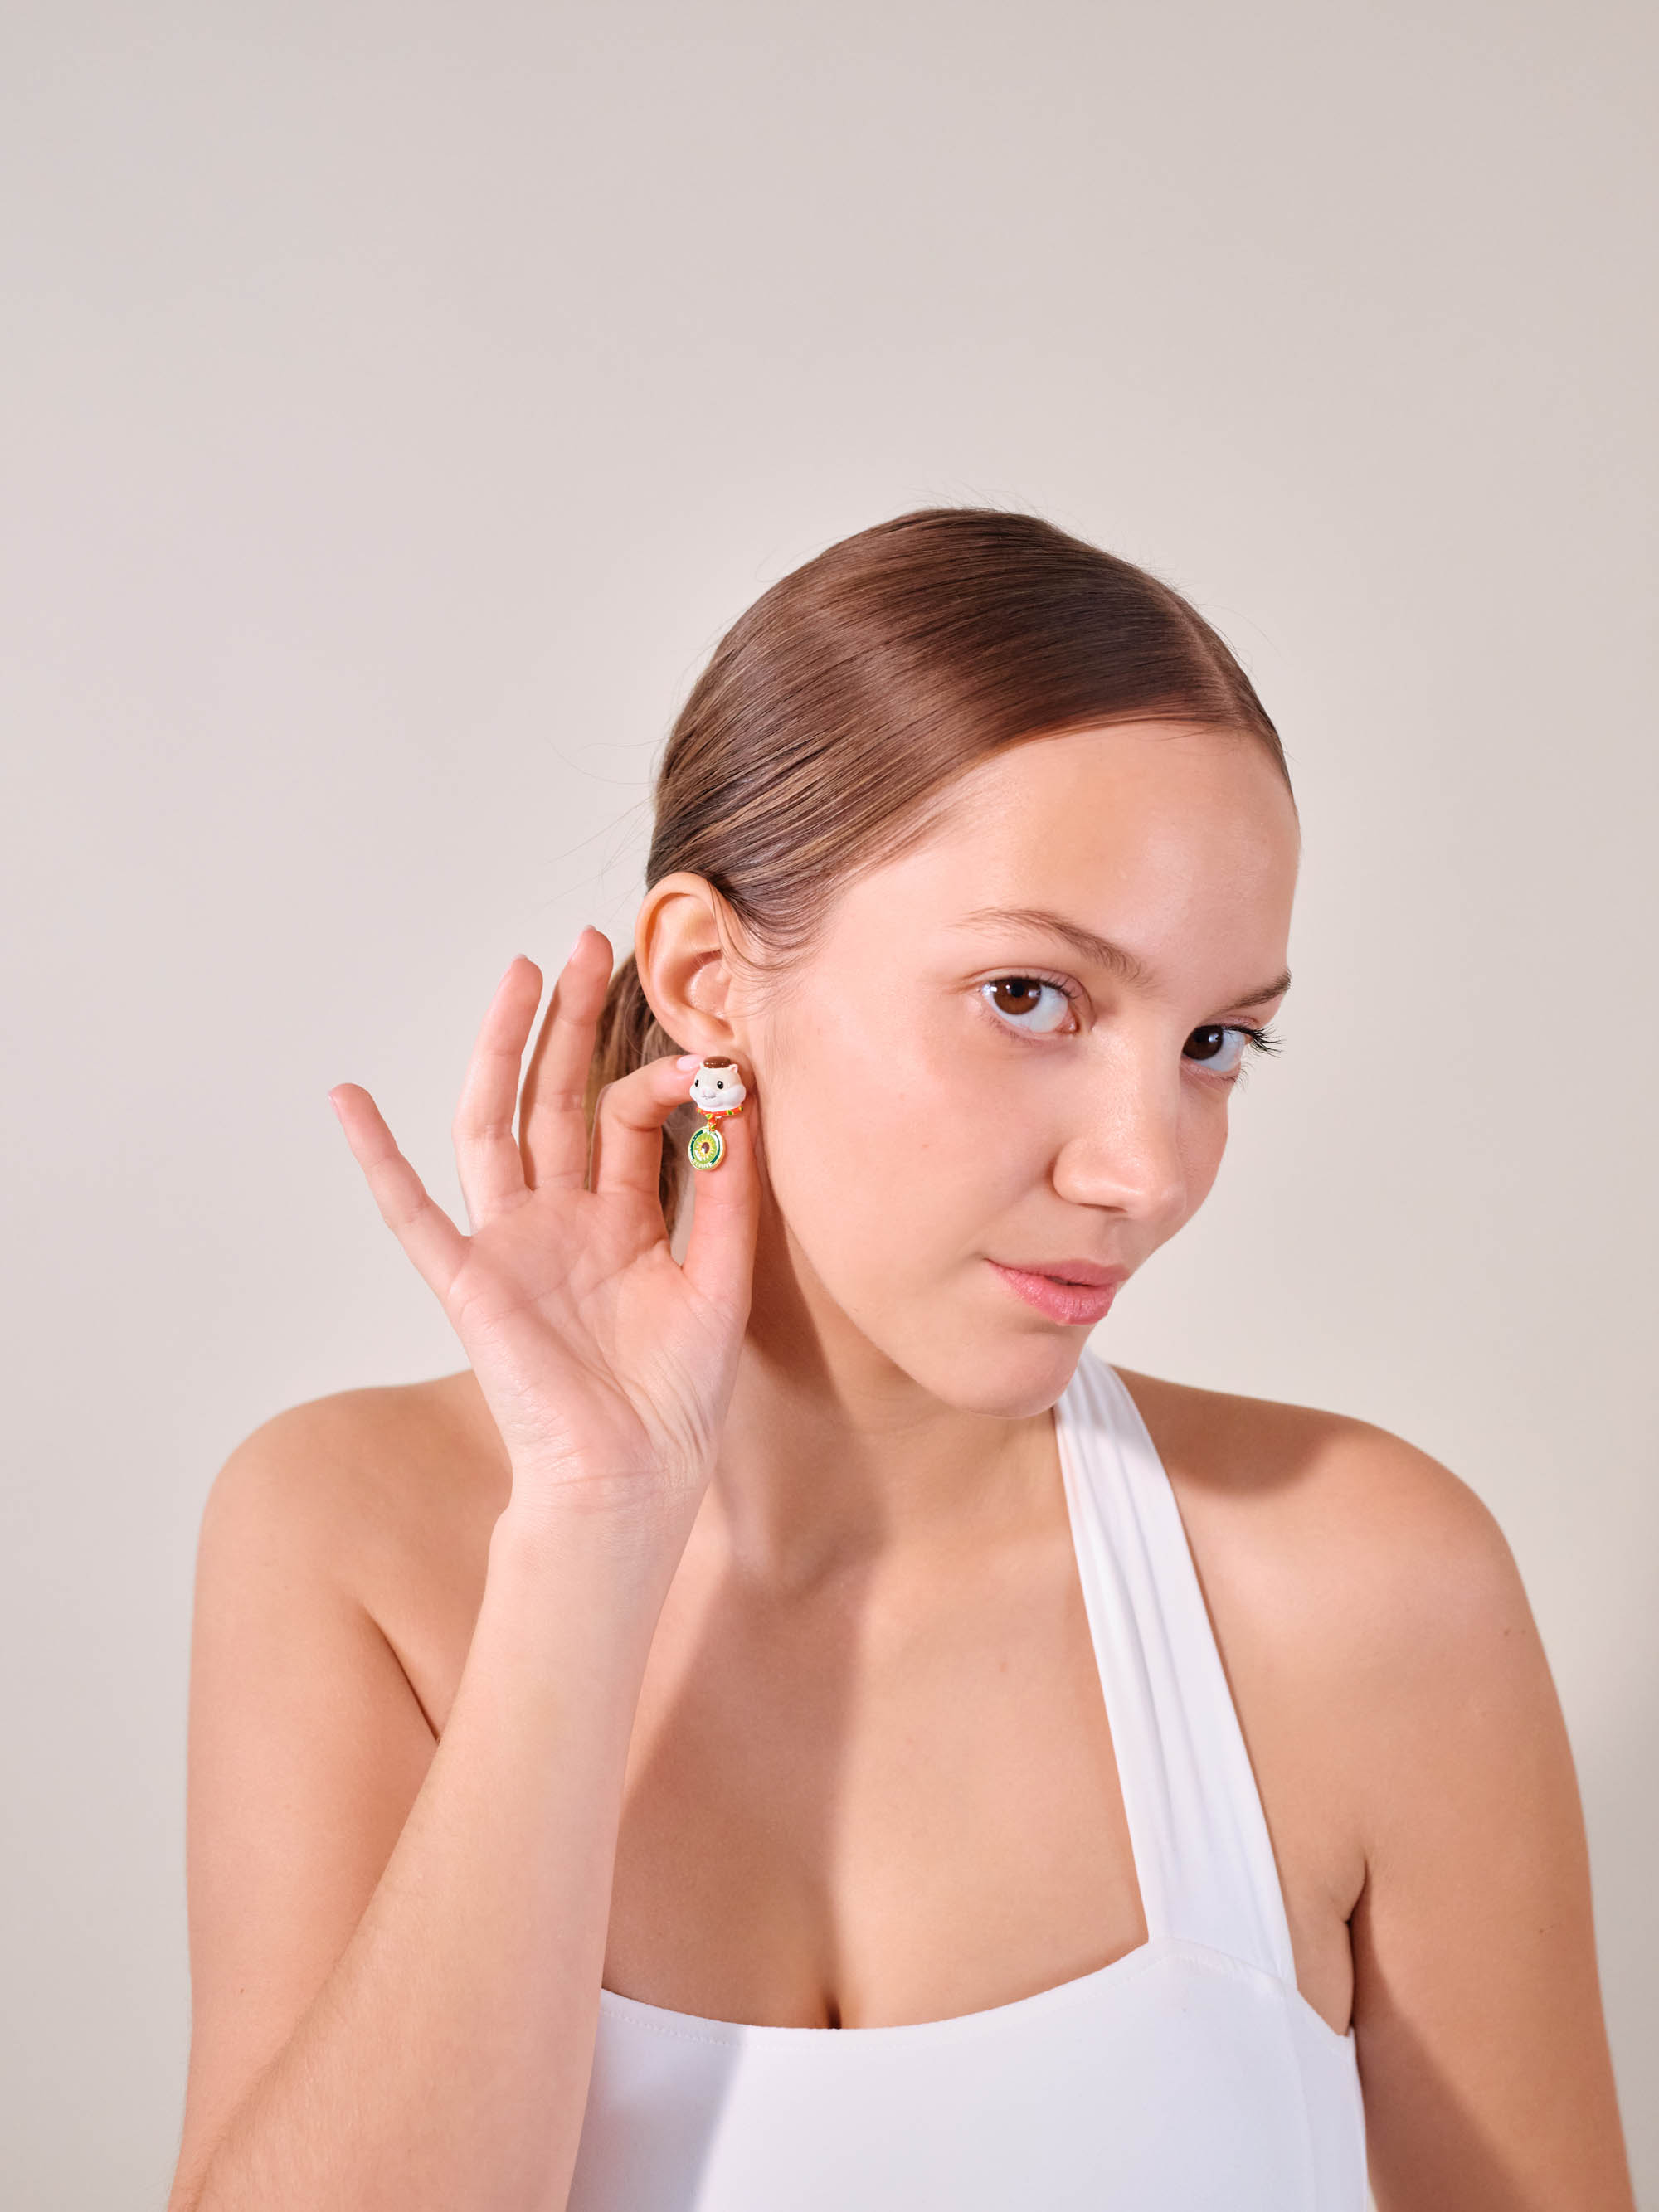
567,925,587,964
676,1053,700,1069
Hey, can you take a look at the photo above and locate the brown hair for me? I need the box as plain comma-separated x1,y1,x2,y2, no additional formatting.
585,506,1291,1237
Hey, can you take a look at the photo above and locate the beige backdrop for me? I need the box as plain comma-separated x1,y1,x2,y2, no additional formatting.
3,2,1654,2204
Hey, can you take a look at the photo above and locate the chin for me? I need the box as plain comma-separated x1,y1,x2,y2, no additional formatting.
901,1322,1087,1421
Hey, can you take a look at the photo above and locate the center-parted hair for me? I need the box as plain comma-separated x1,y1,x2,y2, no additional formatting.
586,506,1291,1236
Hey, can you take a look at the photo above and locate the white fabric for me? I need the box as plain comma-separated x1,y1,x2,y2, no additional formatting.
566,1348,1368,2210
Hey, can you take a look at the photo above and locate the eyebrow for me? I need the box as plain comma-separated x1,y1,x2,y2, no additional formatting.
951,905,1292,1010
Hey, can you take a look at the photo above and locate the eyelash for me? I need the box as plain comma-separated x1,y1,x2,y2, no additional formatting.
979,971,1284,1081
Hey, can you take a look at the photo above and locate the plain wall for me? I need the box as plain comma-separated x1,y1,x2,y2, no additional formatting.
2,2,1654,2203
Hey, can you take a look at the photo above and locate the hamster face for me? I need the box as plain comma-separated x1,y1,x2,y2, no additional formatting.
690,1062,747,1112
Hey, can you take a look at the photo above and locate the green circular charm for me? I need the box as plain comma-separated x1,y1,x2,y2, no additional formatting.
688,1120,726,1171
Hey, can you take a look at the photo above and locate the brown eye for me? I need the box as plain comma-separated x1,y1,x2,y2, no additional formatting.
982,977,1074,1037
1183,1025,1250,1077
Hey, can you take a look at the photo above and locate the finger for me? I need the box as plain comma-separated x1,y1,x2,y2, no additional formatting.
587,1051,709,1209
330,1083,469,1302
518,926,614,1193
677,1075,761,1318
451,956,544,1227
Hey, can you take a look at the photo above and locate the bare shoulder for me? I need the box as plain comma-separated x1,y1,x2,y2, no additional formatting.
207,1367,508,1548
1109,1359,1554,1952
1112,1359,1492,1527
202,1369,511,1733
173,1372,513,2195
1107,1375,1635,2201
1111,1363,1531,1677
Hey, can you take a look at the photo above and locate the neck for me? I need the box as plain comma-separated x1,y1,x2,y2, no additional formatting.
698,1252,1063,1594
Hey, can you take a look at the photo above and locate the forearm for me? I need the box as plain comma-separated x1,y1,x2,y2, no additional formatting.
178,1510,665,2212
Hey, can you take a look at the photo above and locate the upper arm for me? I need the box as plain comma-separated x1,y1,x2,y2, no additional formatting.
1340,1434,1635,2210
170,1401,441,2201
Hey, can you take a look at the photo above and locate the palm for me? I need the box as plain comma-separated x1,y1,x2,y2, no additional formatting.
329,931,759,1541
443,1176,722,1497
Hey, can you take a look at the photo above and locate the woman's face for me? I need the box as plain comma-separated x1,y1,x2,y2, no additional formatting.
738,721,1301,1417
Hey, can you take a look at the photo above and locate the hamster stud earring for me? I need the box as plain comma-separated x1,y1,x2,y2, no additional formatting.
685,1056,747,1170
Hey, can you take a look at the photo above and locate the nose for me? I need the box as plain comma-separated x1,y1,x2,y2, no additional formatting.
1053,1057,1189,1231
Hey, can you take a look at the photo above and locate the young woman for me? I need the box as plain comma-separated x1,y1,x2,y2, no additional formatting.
167,509,1634,2210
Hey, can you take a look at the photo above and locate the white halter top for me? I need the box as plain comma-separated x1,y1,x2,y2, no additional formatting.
567,1349,1368,2210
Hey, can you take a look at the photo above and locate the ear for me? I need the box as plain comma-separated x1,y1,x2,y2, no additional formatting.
634,873,747,1057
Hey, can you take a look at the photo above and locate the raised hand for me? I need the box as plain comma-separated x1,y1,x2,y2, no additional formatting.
327,927,760,1561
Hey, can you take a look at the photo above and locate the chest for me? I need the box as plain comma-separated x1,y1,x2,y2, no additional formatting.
394,1397,1363,2041
594,1523,1356,2036
606,1532,1148,2029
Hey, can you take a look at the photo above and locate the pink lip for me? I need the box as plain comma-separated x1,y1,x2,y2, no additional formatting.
987,1260,1126,1326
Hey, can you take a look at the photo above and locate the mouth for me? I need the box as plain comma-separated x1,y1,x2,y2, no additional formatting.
986,1258,1128,1325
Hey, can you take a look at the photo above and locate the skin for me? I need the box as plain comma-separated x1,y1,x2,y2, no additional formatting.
171,722,1635,2210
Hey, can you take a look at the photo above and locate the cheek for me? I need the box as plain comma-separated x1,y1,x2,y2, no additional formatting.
757,998,1005,1291
1174,1096,1230,1227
